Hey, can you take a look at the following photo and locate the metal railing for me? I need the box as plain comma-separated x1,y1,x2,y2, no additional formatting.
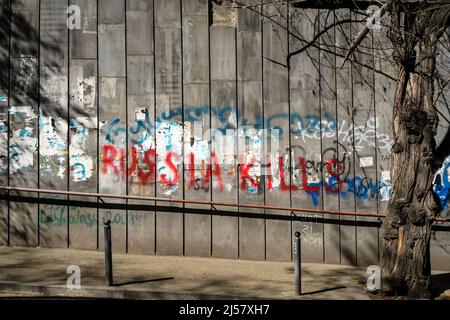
0,185,449,222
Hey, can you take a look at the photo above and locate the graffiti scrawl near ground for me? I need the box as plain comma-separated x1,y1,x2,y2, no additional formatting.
39,205,142,228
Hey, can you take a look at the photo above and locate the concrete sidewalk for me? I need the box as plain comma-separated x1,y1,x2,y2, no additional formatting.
0,246,371,299
0,246,443,300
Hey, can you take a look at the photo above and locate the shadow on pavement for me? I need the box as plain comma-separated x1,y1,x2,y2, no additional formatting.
113,277,175,287
431,273,450,298
301,286,347,295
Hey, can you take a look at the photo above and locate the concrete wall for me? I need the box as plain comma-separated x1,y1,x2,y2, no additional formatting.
0,0,449,270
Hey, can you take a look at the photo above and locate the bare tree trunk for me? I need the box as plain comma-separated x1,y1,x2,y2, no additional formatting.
380,45,440,298
380,6,450,298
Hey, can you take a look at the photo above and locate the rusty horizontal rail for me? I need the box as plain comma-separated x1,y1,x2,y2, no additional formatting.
0,186,448,222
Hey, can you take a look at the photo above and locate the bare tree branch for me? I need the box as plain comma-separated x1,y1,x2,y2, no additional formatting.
339,1,390,68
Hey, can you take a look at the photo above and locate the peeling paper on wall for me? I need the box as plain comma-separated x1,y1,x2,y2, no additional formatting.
131,108,154,152
0,120,7,172
9,106,37,173
156,121,183,195
70,152,94,182
38,115,68,179
156,121,183,155
238,127,263,193
10,106,35,122
69,117,97,182
39,116,68,157
101,78,118,98
379,170,392,202
268,152,286,191
183,121,210,183
71,76,97,113
78,77,96,110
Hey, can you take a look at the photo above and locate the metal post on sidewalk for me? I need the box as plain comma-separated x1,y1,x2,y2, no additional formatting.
294,231,301,295
104,219,113,286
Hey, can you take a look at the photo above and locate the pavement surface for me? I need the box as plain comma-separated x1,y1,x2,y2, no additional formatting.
0,246,448,300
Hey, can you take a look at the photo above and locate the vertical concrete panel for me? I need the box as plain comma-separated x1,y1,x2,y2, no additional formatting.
98,0,126,253
154,0,180,28
183,84,211,257
9,0,40,247
211,81,239,258
70,0,97,60
263,2,291,262
126,0,153,55
154,0,183,256
99,0,125,25
373,22,395,264
209,24,235,81
98,1,125,76
126,0,155,254
290,8,323,263
183,1,211,257
373,31,395,218
210,20,238,258
68,0,98,251
335,9,356,265
10,0,39,57
319,10,340,264
351,12,378,266
98,76,127,253
237,1,265,260
98,0,125,78
0,0,11,246
98,25,126,78
182,7,208,83
38,0,69,248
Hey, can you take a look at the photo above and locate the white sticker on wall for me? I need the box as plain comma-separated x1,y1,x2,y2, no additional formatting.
135,108,148,121
359,156,373,167
381,170,390,180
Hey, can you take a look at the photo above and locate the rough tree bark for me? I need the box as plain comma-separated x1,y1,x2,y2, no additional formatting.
380,2,450,298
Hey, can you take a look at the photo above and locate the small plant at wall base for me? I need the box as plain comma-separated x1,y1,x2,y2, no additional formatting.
223,0,450,298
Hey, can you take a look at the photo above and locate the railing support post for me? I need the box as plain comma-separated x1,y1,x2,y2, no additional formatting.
104,219,113,286
294,231,301,295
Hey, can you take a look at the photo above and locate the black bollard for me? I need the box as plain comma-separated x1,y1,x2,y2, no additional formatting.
104,219,113,286
294,231,301,295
